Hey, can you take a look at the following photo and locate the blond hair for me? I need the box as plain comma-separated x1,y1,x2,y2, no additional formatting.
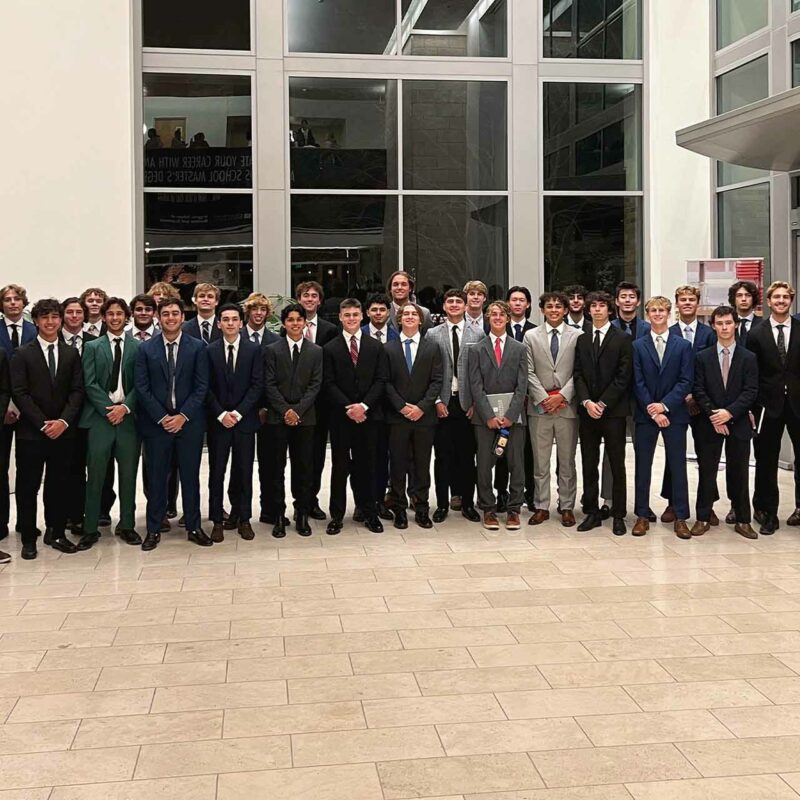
674,285,701,300
147,282,180,300
766,281,796,301
485,300,511,319
645,295,672,312
193,282,221,302
463,280,488,296
243,292,273,318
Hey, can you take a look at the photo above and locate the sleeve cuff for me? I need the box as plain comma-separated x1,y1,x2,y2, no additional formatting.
217,412,227,423
232,410,242,421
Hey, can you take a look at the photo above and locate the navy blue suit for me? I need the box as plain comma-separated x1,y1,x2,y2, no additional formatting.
632,333,694,520
0,318,36,358
612,317,651,340
135,333,209,535
361,323,399,343
182,315,222,345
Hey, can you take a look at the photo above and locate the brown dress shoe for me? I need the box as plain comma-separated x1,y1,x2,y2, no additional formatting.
674,520,692,539
506,511,520,530
690,520,709,537
238,521,255,540
632,517,649,536
660,506,676,523
709,510,719,526
483,511,500,530
725,508,737,524
788,508,800,526
210,523,224,543
735,522,758,540
529,509,550,526
561,510,576,528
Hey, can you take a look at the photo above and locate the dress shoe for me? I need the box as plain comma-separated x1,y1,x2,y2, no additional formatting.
415,511,433,529
496,491,509,514
20,544,36,560
561,510,576,528
449,495,462,511
788,508,800,526
178,514,186,528
296,513,312,537
506,511,521,530
326,519,343,535
309,504,327,521
529,509,550,526
647,513,657,523
353,507,365,523
272,520,287,538
735,522,758,540
599,504,611,521
690,520,710,537
377,502,394,521
725,508,737,524
577,513,602,532
394,509,408,530
166,508,178,520
223,516,239,531
612,517,627,536
483,511,500,531
709,510,719,527
661,506,677,523
754,509,766,525
43,527,55,545
141,531,160,551
432,507,448,523
461,506,481,523
210,523,224,543
98,515,112,528
674,520,692,540
364,516,384,534
159,517,170,533
238,521,255,541
116,529,142,546
49,536,78,554
261,513,290,526
69,522,84,536
759,515,778,535
0,550,10,564
187,528,213,547
77,533,99,551
632,517,649,536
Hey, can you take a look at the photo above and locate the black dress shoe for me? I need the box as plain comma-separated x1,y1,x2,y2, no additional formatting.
415,511,433,529
647,513,657,523
377,502,394,521
187,528,213,547
353,508,365,523
788,508,800,526
116,529,142,546
725,508,737,525
159,517,170,533
210,523,224,543
21,544,36,560
49,536,78,554
272,520,287,538
577,513,602,532
296,513,312,537
166,508,177,520
77,533,99,551
364,516,384,534
98,515,112,528
261,513,290,526
461,506,481,523
754,509,766,525
238,522,255,541
432,507,448,523
309,504,327,521
178,515,186,528
69,522,84,536
43,527,55,545
326,519,343,535
394,509,408,529
0,550,9,564
599,504,611,520
759,515,778,536
142,531,161,551
496,491,509,514
612,517,627,536
222,516,239,531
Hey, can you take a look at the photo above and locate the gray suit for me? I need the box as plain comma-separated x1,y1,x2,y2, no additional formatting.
524,323,582,512
426,320,485,406
467,335,528,513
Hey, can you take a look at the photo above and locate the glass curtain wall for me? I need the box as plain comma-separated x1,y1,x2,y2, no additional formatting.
716,0,768,50
543,0,642,59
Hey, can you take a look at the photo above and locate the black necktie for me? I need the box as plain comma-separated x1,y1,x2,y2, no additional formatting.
593,329,601,360
251,331,260,346
292,343,299,368
227,344,235,373
201,320,211,343
167,342,177,413
452,325,460,378
514,323,523,342
47,344,56,382
740,318,749,339
109,337,122,392
10,325,19,350
777,324,787,366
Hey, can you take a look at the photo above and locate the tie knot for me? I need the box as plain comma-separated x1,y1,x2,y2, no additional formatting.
722,347,729,354
228,344,234,351
351,335,357,343
114,337,121,344
778,324,785,330
685,326,691,333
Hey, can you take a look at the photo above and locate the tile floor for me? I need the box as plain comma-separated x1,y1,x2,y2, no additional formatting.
1,450,800,798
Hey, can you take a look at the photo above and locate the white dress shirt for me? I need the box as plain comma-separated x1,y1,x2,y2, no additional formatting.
401,331,421,366
129,323,155,342
5,318,22,344
770,316,791,349
680,318,698,340
590,321,611,346
287,335,304,356
83,320,102,337
717,341,736,372
162,333,182,419
106,332,126,404
369,323,388,342
489,332,507,359
566,314,584,330
62,330,84,354
246,325,265,345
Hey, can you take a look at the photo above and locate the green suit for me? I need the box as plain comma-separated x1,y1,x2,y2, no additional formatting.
79,334,141,533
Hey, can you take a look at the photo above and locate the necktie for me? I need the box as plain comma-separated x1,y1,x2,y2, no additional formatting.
88,324,98,336
493,336,502,367
452,325,460,378
514,323,522,342
550,329,559,363
201,321,210,343
777,324,787,365
655,335,665,363
47,344,56,382
375,329,383,342
292,342,299,367
350,335,359,365
404,339,414,372
739,319,749,339
10,325,18,350
137,330,148,341
593,329,601,360
304,322,313,341
721,347,730,387
684,325,694,345
110,337,122,392
227,343,235,373
166,342,176,413
251,331,260,345
623,321,632,336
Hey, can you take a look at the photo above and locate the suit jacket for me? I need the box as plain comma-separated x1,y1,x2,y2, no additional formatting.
384,337,442,426
693,344,758,440
612,317,651,340
0,318,36,358
360,323,399,343
524,324,583,418
295,128,316,147
737,314,764,347
134,333,209,438
282,316,338,348
324,333,388,422
79,334,140,429
59,330,97,357
632,333,694,425
263,339,322,426
10,340,84,439
467,335,528,427
574,324,633,419
182,315,222,344
206,338,264,434
506,319,536,343
565,316,592,335
745,316,800,418
669,320,716,352
425,320,485,406
0,351,12,422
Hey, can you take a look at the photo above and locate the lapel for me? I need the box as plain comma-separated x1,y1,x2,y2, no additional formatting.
788,318,800,362
641,333,661,371
594,324,614,360
659,332,678,373
153,335,169,381
726,344,743,391
409,337,426,378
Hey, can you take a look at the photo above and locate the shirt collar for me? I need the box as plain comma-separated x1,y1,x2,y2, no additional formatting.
771,316,790,329
37,335,57,349
491,332,506,345
287,335,304,350
679,318,698,332
64,329,82,342
368,323,384,336
164,332,182,348
593,322,611,335
717,341,735,355
344,329,362,342
449,318,465,332
106,331,124,344
223,336,240,351
402,332,420,344
246,325,263,338
5,318,21,329
651,329,668,344
546,322,565,335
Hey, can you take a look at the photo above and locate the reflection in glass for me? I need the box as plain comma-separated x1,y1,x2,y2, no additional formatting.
144,193,253,305
717,161,769,187
143,74,252,189
543,196,642,292
400,0,507,57
718,183,771,280
716,0,768,50
794,40,800,87
544,83,641,191
288,78,398,190
291,196,399,320
543,0,641,59
403,80,507,191
716,56,769,114
403,196,507,313
288,0,396,54
795,0,800,12
143,0,250,50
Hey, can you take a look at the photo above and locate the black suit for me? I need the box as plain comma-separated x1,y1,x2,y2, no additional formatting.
182,315,222,345
324,333,387,521
384,336,443,512
574,324,633,517
736,314,763,348
11,340,84,548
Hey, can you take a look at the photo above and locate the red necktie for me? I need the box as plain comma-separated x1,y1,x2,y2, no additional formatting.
349,335,359,365
494,337,502,366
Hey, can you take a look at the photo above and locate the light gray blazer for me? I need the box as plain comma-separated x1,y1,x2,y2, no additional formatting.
466,335,528,427
426,320,486,407
524,323,582,419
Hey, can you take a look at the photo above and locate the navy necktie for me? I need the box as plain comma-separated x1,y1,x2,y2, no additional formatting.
47,344,56,383
404,339,414,372
550,329,559,363
166,342,177,413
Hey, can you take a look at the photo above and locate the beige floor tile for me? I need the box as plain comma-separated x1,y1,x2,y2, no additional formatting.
753,595,800,612
289,672,421,703
0,667,98,698
649,597,766,617
462,563,561,579
523,574,626,590
751,675,800,703
135,735,291,778
73,709,222,748
9,688,154,723
0,613,65,633
363,693,505,727
548,602,662,622
37,643,165,671
0,652,44,672
226,653,352,682
172,601,281,623
721,612,800,633
464,788,631,800
351,647,475,675
469,642,594,667
281,597,388,617
1,789,57,800
217,763,384,800
113,621,230,646
386,593,491,612
279,569,377,586
509,621,628,643
437,718,590,755
61,609,174,630
126,590,235,610
539,659,674,688
577,709,733,746
377,753,544,798
50,775,217,800
416,666,548,696
626,679,772,711
693,631,800,655
399,626,516,649
224,701,365,737
582,585,688,603
95,660,227,690
233,584,337,602
285,630,402,656
713,703,800,737
430,578,532,594
339,610,452,632
485,589,593,607
625,775,800,800
496,687,639,719
374,566,472,581
0,629,117,652
618,616,737,638
659,654,796,681
334,580,434,598
229,615,342,638
446,608,560,627
163,636,284,663
415,553,508,567
0,720,77,755
679,580,792,598
21,596,130,616
0,583,86,601
79,579,182,596
0,698,23,724
780,773,800,794
583,636,711,661
552,558,651,574
151,680,286,712
677,735,800,776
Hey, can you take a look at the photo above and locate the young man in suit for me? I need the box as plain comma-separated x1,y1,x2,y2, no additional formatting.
730,280,762,346
631,296,695,539
387,271,433,332
263,304,323,538
466,301,528,531
206,303,263,542
693,305,759,539
80,288,107,337
11,298,85,559
564,284,590,331
574,291,633,535
135,298,211,550
426,289,483,523
362,293,399,344
463,280,488,336
746,281,800,535
0,351,11,562
79,297,141,550
127,294,158,342
384,303,443,529
324,298,387,534
60,297,94,354
182,283,221,345
243,292,281,349
526,292,583,527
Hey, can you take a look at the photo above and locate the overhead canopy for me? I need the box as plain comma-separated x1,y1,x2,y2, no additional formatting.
676,86,800,172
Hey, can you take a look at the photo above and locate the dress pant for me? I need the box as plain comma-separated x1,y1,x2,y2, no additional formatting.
579,415,627,517
269,424,314,515
753,401,800,517
372,421,390,504
528,413,579,511
208,425,256,523
0,422,18,535
16,436,72,547
330,417,378,521
661,414,701,506
601,416,635,505
256,424,279,520
494,425,534,506
434,396,477,509
474,424,525,513
387,423,435,513
695,422,751,523
310,404,329,507
634,420,689,520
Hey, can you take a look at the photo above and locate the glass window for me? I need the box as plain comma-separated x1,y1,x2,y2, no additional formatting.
403,196,508,312
793,39,800,87
543,196,642,291
718,183,771,278
403,80,507,191
543,0,641,59
716,56,769,114
716,0,768,50
288,78,398,190
288,0,397,54
717,162,769,187
290,196,399,319
143,0,251,50
543,82,641,191
143,74,252,190
795,0,800,13
144,193,254,304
